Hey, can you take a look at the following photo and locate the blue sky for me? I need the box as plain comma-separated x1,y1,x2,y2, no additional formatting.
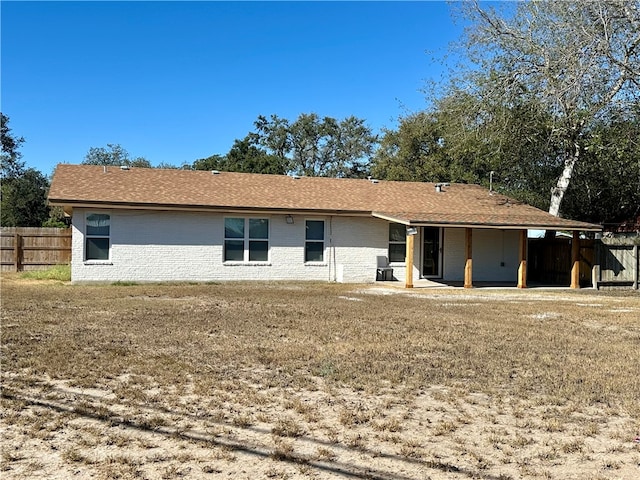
2,1,464,176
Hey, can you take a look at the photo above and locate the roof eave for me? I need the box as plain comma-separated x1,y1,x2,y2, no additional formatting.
46,199,373,217
371,212,602,231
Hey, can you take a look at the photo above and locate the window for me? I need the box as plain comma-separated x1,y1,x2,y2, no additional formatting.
224,217,269,262
85,213,110,261
388,223,406,263
305,220,324,262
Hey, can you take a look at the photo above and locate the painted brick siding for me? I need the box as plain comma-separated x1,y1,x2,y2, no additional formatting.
71,209,522,284
71,209,390,284
331,216,389,283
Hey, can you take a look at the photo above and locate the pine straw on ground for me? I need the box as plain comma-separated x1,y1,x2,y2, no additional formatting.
1,276,639,479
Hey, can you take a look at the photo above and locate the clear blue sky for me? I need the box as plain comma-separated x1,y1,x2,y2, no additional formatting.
2,1,464,176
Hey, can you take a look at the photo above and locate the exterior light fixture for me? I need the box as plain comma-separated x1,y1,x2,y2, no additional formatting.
285,215,294,224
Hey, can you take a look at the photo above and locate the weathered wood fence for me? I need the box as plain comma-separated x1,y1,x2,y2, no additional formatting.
528,238,595,287
594,236,639,290
0,227,71,272
528,236,639,290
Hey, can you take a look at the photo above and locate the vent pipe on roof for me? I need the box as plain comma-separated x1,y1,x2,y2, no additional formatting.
211,170,220,175
435,182,449,192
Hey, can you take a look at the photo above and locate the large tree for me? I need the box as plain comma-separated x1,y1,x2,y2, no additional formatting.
82,143,152,168
562,104,640,225
452,0,640,217
192,136,287,175
372,92,561,210
253,113,377,177
1,168,50,227
1,115,51,226
1,113,25,179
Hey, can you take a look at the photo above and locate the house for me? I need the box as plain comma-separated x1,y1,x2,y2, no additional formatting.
48,164,601,287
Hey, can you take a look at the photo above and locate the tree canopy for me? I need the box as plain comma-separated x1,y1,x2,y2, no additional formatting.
253,113,377,177
82,143,152,168
452,0,640,217
1,113,25,180
1,168,50,227
192,136,287,175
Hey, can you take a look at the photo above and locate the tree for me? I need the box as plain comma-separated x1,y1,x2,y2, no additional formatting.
224,135,287,175
1,168,50,227
82,143,152,168
253,113,377,177
371,111,452,183
371,93,562,210
191,136,286,174
1,113,25,179
191,154,227,172
562,105,640,225
451,0,640,217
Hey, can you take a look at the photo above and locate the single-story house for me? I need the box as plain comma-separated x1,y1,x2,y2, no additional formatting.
48,164,601,287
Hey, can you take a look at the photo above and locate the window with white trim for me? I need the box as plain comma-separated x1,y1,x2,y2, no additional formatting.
305,220,324,262
85,213,110,261
388,223,406,263
224,217,269,262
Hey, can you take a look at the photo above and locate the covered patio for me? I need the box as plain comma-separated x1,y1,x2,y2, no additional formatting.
375,211,601,290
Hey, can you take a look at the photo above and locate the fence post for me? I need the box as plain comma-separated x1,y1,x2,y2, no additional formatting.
592,240,601,290
14,233,22,272
634,244,639,290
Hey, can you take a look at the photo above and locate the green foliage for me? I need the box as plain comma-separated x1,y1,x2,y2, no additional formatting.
155,162,182,169
191,136,287,175
1,113,25,180
191,154,226,171
43,205,69,228
225,135,287,174
1,168,50,227
563,106,640,224
371,111,451,183
371,93,562,211
21,265,71,282
42,218,68,228
82,143,151,168
448,0,640,217
253,113,377,177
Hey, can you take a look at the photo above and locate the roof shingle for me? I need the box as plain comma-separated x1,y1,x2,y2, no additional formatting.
48,164,601,231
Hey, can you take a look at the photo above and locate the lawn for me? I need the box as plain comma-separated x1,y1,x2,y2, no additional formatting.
1,275,639,479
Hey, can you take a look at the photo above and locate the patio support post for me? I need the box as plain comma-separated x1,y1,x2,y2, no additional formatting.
517,229,527,288
464,228,473,288
571,231,580,289
405,230,414,288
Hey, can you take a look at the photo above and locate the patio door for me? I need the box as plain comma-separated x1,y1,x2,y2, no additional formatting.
422,227,442,278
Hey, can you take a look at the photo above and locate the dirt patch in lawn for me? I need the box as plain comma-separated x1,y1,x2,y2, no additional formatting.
2,277,639,479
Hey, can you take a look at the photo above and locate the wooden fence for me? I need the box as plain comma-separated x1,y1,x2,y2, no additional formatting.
528,238,595,287
528,236,639,290
594,236,639,290
1,227,71,272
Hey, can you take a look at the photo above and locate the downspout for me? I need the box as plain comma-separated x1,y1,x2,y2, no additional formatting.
329,216,336,282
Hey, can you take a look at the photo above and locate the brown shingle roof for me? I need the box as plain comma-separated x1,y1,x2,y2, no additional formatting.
48,164,601,231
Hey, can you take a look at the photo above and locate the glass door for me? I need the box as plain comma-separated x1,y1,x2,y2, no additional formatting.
422,227,442,277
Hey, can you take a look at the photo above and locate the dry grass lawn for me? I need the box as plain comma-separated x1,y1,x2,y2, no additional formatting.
1,274,639,479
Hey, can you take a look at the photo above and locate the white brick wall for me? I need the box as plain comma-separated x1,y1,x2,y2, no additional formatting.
71,209,390,284
71,209,521,284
